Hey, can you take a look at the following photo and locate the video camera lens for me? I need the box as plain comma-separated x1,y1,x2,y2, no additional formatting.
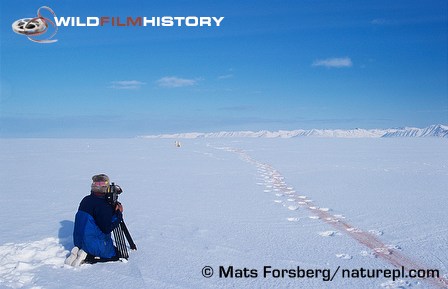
115,185,123,194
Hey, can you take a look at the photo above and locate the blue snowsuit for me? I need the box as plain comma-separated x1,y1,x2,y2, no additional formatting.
73,192,122,258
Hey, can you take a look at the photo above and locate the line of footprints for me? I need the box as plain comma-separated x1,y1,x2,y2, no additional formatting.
219,146,402,262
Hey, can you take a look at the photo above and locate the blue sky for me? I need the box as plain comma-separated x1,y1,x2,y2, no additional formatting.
1,0,447,137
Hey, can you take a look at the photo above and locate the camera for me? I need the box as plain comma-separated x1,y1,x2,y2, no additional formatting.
106,182,122,206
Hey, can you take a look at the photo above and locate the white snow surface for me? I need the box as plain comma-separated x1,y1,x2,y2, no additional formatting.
140,124,448,139
0,138,447,289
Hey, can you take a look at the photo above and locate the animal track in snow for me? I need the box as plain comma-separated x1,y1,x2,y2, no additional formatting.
385,244,402,251
374,247,392,255
346,227,363,233
336,253,352,260
325,217,339,223
215,145,448,289
360,250,377,258
319,231,338,237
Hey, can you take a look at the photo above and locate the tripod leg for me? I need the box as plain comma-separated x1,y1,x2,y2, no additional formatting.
120,220,137,250
113,226,128,259
112,228,121,255
118,225,129,259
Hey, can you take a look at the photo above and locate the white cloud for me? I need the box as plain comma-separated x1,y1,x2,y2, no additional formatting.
218,74,234,80
110,80,146,90
156,76,198,88
312,57,353,68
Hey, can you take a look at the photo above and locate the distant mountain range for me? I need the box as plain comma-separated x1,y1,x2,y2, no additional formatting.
140,124,448,139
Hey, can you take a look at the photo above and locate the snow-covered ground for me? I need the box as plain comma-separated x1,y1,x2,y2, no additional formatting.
0,138,447,289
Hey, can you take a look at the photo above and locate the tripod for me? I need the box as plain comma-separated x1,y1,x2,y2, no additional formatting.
108,183,137,259
113,219,137,259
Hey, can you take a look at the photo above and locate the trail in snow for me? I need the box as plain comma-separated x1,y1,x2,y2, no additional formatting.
215,145,448,289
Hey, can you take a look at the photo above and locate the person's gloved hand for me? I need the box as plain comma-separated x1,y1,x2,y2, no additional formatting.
115,203,123,213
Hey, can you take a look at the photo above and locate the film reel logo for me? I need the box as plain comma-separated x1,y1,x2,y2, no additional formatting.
12,6,58,43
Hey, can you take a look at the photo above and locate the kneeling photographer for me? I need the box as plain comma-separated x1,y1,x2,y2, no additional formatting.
65,174,124,266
